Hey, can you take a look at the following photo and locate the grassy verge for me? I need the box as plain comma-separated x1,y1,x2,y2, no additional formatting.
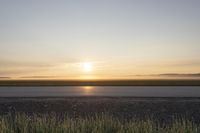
0,113,199,133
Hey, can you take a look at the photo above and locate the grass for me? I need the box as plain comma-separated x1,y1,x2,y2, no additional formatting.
0,113,199,133
0,79,200,86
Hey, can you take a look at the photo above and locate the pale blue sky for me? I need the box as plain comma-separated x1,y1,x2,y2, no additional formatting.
0,0,200,79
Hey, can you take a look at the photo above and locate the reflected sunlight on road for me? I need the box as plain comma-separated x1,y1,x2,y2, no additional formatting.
83,86,94,95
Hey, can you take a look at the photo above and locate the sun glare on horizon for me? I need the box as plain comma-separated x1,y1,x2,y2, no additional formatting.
82,62,93,72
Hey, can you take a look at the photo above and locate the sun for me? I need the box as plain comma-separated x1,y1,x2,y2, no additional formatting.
82,62,93,72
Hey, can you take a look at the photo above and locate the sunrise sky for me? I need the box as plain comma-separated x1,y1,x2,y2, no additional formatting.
0,0,200,79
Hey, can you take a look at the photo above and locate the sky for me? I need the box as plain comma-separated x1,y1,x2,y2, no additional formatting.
0,0,200,79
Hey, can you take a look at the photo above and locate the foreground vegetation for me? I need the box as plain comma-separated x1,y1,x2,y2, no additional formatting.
0,113,199,133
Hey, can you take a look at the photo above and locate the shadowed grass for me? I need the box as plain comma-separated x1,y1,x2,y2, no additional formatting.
0,79,200,86
0,113,199,133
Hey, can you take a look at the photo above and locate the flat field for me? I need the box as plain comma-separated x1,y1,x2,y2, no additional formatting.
0,79,200,86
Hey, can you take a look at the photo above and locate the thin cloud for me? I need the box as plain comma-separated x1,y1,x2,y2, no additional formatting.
129,73,200,78
0,76,11,79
